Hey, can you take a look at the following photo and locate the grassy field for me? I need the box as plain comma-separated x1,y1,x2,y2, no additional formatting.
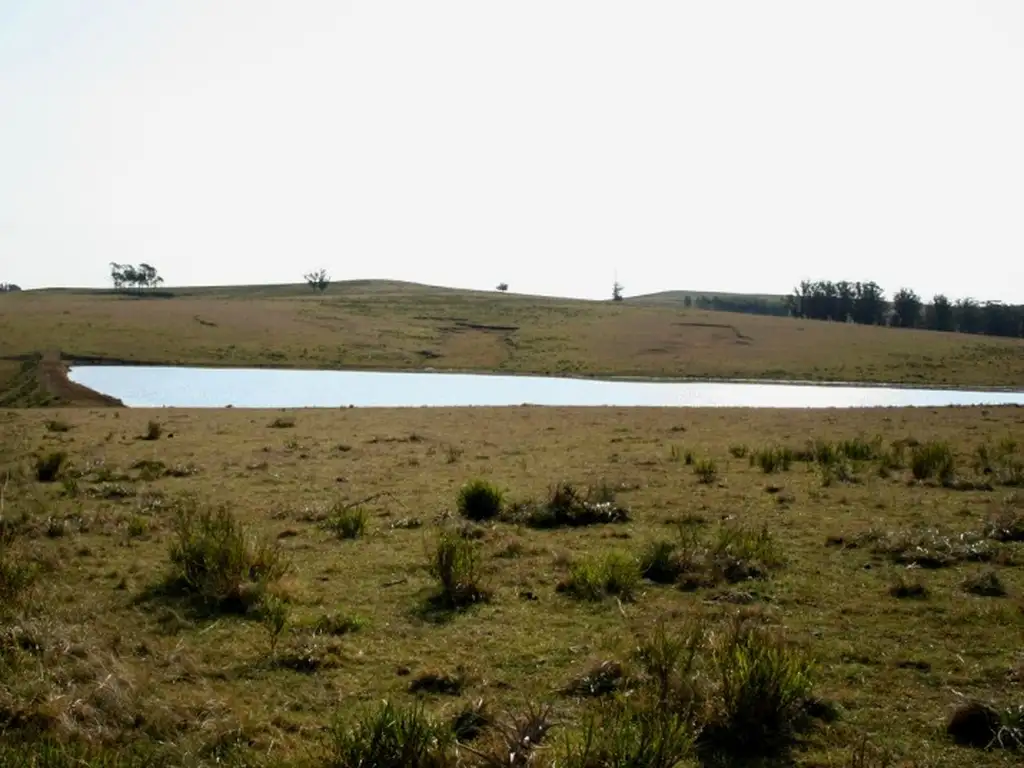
2,404,1023,766
2,281,1024,396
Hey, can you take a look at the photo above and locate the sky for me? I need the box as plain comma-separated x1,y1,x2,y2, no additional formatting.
1,1,1023,303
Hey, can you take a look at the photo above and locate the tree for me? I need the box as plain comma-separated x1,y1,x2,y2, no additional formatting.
891,288,922,328
852,281,886,325
683,296,692,308
304,269,330,293
955,298,983,334
496,283,509,292
926,294,955,332
612,281,624,302
0,283,21,292
110,262,162,293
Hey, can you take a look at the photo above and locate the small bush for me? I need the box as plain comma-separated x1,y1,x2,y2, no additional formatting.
911,441,956,482
693,459,718,485
409,668,467,696
947,700,1024,750
328,700,454,768
165,502,289,612
44,419,70,433
261,594,291,653
558,552,640,602
142,420,163,441
324,504,368,539
564,659,628,698
963,569,1007,597
838,435,882,461
451,699,492,742
268,417,295,429
820,459,859,487
705,618,815,757
634,620,705,711
429,532,488,608
34,451,67,483
509,483,630,529
457,479,504,522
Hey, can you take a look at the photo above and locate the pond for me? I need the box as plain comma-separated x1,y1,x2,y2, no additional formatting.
66,365,1024,409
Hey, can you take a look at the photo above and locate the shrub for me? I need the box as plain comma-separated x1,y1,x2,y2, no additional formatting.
705,618,815,757
44,419,70,433
324,504,368,539
34,451,67,483
911,441,956,482
947,700,1024,750
838,435,882,461
450,699,492,742
634,620,705,711
509,483,630,529
986,498,1024,542
693,459,718,485
409,668,467,696
142,420,163,441
457,479,504,522
268,417,295,429
429,532,488,608
820,459,859,487
558,552,640,602
327,700,454,768
261,594,290,653
165,502,289,612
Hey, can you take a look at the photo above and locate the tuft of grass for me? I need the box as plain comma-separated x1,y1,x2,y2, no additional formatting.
963,569,1008,597
752,445,793,474
323,503,368,540
910,441,956,482
639,539,684,584
268,417,295,429
141,420,163,441
986,497,1024,542
312,611,366,636
820,459,860,487
693,458,718,484
328,699,454,768
729,444,749,459
164,501,290,613
34,451,67,483
704,617,815,758
838,435,882,461
889,572,928,599
44,419,70,433
0,540,37,609
450,699,492,742
457,479,504,522
564,659,628,698
561,704,695,768
260,593,291,654
408,668,468,696
429,531,489,609
558,551,640,602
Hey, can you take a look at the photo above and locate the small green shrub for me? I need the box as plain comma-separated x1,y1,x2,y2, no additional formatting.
429,531,488,608
166,501,289,612
324,504,368,539
126,515,148,538
911,441,956,482
634,620,705,711
558,552,640,602
639,539,683,584
142,420,163,441
328,700,454,768
457,479,504,522
261,594,291,653
706,618,815,757
838,435,882,461
34,451,67,483
693,459,718,485
268,417,295,429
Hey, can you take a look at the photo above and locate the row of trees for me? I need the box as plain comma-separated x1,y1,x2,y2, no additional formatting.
110,263,163,292
0,282,21,292
785,280,1024,338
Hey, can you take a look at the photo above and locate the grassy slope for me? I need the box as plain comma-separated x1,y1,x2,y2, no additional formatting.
2,281,1023,389
1,406,1023,766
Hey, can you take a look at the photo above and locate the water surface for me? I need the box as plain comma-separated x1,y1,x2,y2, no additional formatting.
67,366,1024,409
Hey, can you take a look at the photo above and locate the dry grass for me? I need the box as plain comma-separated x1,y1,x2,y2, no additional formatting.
0,404,1023,766
2,281,1024,389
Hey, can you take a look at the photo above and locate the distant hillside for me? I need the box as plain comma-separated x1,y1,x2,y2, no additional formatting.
630,289,790,316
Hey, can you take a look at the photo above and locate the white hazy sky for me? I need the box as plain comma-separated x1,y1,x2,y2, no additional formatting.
2,1,1023,302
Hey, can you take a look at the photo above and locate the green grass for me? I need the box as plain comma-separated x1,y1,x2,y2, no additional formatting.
456,479,504,522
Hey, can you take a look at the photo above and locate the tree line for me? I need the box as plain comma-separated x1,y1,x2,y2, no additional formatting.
785,280,1024,338
0,282,21,292
109,263,163,292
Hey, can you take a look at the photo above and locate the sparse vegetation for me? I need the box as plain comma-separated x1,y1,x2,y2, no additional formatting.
506,482,630,529
911,440,956,482
693,458,718,484
429,531,489,609
323,503,369,539
268,416,296,429
34,450,67,482
142,420,163,441
752,445,794,473
557,551,640,602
